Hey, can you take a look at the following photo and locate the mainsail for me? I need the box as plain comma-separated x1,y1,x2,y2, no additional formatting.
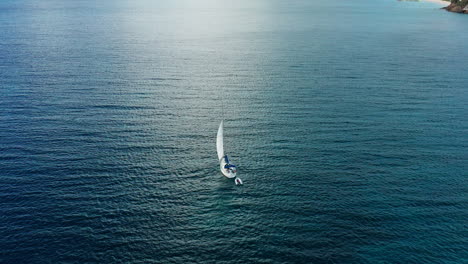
216,120,224,161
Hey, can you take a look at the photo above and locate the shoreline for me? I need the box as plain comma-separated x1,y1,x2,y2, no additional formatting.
422,0,449,6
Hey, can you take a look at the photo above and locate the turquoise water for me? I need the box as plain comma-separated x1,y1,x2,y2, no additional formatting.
1,0,467,263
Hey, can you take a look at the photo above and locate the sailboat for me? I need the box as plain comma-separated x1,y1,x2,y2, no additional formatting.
217,120,242,185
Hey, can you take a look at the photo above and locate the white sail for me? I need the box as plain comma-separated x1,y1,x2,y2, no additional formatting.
216,120,224,161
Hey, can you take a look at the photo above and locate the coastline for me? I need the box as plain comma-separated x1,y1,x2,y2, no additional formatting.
422,0,449,5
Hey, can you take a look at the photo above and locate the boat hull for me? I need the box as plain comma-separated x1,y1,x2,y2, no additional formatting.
220,158,236,178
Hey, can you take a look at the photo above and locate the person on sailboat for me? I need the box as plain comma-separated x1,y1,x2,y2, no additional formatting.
226,165,237,173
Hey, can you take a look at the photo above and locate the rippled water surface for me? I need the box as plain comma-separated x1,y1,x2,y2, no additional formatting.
1,0,467,263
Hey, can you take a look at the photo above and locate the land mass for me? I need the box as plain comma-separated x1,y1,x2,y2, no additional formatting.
443,0,468,13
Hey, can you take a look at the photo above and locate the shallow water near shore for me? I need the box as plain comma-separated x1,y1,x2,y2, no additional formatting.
1,0,467,263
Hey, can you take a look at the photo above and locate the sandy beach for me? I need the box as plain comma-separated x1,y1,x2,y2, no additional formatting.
423,0,449,5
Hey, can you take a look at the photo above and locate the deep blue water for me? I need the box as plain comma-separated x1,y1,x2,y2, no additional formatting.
1,0,467,263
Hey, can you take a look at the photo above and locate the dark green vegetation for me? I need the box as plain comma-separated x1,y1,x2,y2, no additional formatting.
445,0,468,13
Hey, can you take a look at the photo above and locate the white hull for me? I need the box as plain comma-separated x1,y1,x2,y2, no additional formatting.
220,158,236,178
235,178,243,185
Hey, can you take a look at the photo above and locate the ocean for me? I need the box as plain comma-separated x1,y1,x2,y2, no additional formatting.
0,0,467,263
